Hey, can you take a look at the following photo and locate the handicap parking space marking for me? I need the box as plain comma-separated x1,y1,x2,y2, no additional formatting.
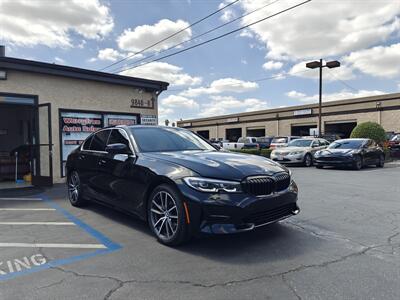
0,195,122,281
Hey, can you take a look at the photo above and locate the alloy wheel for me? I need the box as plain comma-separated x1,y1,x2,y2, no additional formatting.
304,154,312,167
150,191,179,240
68,171,80,203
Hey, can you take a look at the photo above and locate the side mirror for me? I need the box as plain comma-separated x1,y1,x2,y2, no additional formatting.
105,143,130,155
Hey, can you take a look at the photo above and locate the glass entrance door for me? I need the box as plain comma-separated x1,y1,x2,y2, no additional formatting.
32,103,53,186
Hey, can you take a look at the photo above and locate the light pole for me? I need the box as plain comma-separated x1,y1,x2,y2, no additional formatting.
306,59,340,136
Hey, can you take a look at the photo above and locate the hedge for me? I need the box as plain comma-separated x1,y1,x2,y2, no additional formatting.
350,122,386,144
230,148,272,158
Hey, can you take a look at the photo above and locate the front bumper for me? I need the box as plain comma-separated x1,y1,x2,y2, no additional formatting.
177,180,299,235
270,153,305,164
314,155,355,166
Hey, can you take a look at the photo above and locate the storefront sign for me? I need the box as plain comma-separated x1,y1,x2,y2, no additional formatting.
130,98,154,108
61,116,103,133
141,115,157,125
107,118,137,126
64,140,84,145
293,109,312,116
225,117,239,123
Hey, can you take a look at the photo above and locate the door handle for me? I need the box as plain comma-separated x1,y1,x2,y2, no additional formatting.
98,159,107,165
78,154,85,160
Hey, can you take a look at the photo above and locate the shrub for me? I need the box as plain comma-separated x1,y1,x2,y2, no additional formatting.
229,148,272,158
350,122,386,144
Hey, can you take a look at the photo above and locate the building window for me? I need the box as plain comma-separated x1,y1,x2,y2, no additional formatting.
60,110,139,177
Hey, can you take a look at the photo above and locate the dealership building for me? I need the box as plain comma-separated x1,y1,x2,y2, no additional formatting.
177,93,400,142
0,46,168,188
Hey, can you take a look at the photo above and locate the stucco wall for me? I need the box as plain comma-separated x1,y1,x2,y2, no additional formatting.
0,70,159,183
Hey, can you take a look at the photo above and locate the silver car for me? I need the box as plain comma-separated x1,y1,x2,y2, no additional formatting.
270,138,330,167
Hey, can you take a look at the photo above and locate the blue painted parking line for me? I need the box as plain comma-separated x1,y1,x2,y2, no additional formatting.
0,195,122,281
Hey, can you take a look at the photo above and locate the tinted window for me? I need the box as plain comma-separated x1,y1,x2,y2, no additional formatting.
328,139,365,150
82,135,93,150
272,137,288,143
130,127,216,152
90,130,111,151
312,140,320,147
107,129,131,150
288,139,313,147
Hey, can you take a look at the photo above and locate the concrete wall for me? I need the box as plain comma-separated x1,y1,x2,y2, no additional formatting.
191,109,400,140
0,70,159,182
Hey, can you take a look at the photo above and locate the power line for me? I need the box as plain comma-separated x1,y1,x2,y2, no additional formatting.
165,69,312,93
109,0,282,74
99,0,241,71
326,69,358,92
116,0,312,74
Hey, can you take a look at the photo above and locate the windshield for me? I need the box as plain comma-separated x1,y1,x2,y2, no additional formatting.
328,140,365,149
129,127,216,152
271,137,288,143
287,139,313,147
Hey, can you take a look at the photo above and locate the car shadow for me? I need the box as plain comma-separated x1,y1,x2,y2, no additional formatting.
81,200,320,264
47,185,321,264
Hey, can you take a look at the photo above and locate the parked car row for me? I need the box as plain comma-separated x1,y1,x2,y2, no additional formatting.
270,138,385,170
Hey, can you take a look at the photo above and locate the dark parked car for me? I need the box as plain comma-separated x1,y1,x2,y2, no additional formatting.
314,138,385,170
256,136,274,149
66,126,299,246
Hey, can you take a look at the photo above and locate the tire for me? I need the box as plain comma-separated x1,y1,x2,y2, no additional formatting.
67,170,87,207
376,154,385,168
353,156,363,170
148,184,191,246
303,153,313,167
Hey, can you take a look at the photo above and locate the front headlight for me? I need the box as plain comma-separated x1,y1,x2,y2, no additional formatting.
289,151,303,155
183,177,242,193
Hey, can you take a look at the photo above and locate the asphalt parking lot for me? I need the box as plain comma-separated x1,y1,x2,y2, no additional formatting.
0,162,399,300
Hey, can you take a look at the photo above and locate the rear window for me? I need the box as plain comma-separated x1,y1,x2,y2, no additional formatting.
272,137,288,143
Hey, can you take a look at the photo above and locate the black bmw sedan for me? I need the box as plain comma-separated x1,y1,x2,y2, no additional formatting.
314,138,385,170
66,126,299,246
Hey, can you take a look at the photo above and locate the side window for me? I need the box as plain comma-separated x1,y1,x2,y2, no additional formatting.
82,135,93,150
107,129,131,151
312,140,320,147
90,130,111,152
369,140,376,148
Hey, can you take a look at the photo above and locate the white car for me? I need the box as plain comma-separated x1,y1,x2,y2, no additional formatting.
222,137,258,150
270,138,330,167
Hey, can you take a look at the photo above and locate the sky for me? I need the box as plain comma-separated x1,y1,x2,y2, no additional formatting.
1,0,399,124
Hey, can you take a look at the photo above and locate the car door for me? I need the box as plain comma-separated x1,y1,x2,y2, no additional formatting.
85,129,112,203
310,139,321,155
362,139,376,164
74,134,95,198
99,128,139,210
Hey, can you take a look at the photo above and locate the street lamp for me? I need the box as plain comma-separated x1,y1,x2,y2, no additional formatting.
306,59,340,136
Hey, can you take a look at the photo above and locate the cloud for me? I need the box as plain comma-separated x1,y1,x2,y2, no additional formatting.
117,19,191,53
286,90,306,99
287,89,385,103
161,95,199,109
219,1,236,22
241,0,400,60
54,57,66,64
121,62,202,86
289,61,355,81
158,106,174,119
344,43,400,78
199,96,268,117
97,48,123,62
0,0,113,47
263,61,283,70
180,78,258,97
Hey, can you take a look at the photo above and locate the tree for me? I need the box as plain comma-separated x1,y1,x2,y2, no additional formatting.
164,119,170,126
350,122,386,144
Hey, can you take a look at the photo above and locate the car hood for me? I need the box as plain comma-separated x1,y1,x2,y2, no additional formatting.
317,148,354,156
142,150,287,181
273,146,308,153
